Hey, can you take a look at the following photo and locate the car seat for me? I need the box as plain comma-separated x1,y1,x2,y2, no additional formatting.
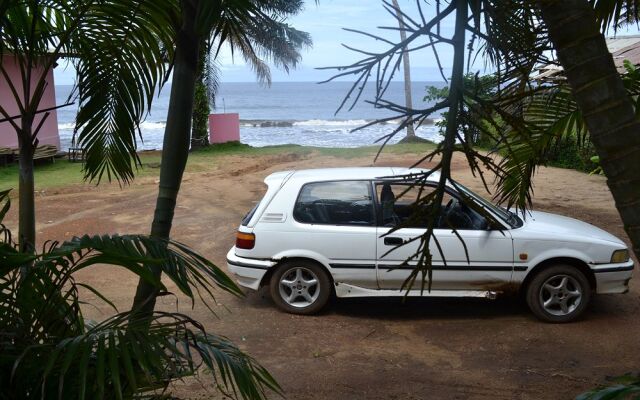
380,183,401,226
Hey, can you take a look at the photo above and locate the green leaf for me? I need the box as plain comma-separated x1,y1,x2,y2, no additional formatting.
0,189,11,222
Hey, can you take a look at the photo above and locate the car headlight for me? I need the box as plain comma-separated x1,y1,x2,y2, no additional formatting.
611,249,630,263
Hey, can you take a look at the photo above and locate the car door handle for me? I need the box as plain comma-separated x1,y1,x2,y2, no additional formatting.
384,237,404,246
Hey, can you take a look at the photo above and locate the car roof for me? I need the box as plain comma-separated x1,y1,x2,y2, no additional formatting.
264,167,440,185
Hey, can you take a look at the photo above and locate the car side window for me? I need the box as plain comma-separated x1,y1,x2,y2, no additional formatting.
294,181,375,226
376,183,488,230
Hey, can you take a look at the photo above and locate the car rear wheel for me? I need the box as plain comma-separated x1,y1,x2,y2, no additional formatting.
526,264,592,323
270,260,331,315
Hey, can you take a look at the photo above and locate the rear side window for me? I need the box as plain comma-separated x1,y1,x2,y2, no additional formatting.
293,181,374,225
241,202,260,226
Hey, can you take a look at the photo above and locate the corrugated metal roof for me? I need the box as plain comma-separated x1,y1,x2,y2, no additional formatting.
535,35,640,81
605,35,640,53
611,40,640,68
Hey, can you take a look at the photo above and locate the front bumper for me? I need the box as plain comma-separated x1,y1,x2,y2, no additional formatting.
226,247,275,290
592,259,634,294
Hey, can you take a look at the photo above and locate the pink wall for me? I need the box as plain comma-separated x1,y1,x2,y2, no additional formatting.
0,55,60,149
209,113,240,144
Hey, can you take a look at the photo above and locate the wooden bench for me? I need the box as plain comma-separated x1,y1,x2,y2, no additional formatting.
33,145,58,163
0,147,14,167
0,145,59,167
67,147,85,162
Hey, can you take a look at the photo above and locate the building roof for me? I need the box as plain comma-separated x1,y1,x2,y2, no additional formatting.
534,35,640,82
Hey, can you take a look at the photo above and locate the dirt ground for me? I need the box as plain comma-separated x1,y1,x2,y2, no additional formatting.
5,149,639,399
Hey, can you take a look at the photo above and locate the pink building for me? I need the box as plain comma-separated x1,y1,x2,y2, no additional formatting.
209,113,240,144
0,55,60,149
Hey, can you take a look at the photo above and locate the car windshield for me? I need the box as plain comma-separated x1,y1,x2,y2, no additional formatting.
451,180,519,228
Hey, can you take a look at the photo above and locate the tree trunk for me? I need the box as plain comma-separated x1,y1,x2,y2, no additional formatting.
191,39,210,150
391,0,416,138
131,0,200,317
18,141,35,256
539,0,640,261
441,0,466,175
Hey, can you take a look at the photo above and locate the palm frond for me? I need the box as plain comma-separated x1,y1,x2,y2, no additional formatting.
8,311,280,400
0,229,273,399
49,234,244,304
207,0,309,86
577,374,640,399
73,0,178,184
0,189,10,223
1,0,179,184
591,0,640,32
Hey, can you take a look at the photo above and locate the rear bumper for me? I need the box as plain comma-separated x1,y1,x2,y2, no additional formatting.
592,260,634,294
226,247,275,290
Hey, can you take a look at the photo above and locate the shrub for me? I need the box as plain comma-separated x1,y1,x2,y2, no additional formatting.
543,136,596,172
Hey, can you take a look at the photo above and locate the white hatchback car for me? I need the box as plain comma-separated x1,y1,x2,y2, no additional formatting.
227,167,633,322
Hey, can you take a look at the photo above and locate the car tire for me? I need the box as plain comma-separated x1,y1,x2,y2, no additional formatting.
270,260,331,315
526,264,592,323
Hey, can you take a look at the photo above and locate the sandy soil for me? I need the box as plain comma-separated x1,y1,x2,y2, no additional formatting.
4,149,638,399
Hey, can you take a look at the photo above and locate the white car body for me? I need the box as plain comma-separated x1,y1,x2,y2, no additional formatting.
227,167,633,306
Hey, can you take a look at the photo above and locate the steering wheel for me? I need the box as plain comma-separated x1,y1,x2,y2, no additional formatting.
444,198,458,214
443,198,474,229
455,209,474,229
438,198,457,228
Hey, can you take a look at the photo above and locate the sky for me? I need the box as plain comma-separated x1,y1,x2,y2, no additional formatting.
54,0,457,85
213,0,456,82
53,1,640,85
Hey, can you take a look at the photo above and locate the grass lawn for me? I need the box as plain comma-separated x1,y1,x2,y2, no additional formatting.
0,141,436,193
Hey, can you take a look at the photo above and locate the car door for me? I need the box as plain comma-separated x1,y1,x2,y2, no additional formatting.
288,180,379,289
374,182,514,291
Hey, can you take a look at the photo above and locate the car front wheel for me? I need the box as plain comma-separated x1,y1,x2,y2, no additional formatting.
270,260,331,315
526,264,592,323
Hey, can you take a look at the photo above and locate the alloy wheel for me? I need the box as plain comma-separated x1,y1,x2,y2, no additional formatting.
539,274,583,316
278,267,320,308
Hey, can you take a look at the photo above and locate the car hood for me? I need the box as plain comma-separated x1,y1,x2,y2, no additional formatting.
521,211,624,246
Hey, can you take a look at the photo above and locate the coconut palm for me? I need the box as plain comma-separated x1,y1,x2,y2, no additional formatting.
390,0,416,140
538,0,640,262
131,0,310,320
0,189,279,399
190,14,312,147
0,0,176,255
0,0,304,397
191,41,211,149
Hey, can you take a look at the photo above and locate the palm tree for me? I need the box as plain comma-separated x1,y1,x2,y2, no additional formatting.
537,0,640,262
1,1,296,397
190,15,312,148
131,0,311,320
390,0,417,140
191,40,211,149
0,190,278,399
0,0,175,255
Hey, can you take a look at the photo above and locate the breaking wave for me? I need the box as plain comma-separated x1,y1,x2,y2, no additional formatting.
239,118,437,128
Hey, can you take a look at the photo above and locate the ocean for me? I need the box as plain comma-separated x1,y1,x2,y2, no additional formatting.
54,81,445,150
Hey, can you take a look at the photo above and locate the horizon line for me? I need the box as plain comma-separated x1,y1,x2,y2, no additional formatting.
54,79,447,85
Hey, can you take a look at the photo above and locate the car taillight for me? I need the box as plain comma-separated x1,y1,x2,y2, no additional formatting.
236,232,255,249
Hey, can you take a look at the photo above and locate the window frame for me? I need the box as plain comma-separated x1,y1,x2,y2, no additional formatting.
373,180,505,231
241,202,261,226
292,179,378,227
